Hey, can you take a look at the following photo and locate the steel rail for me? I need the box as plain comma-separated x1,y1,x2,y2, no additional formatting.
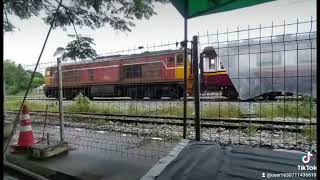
7,111,316,130
26,114,307,133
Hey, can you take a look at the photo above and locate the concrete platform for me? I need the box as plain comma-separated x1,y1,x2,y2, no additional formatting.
6,149,158,180
142,140,317,180
30,140,69,159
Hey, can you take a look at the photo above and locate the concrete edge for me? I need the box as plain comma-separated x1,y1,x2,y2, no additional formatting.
5,153,82,180
140,139,189,180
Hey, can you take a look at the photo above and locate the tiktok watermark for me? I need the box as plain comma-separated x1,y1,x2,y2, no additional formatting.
302,151,314,164
298,151,317,171
262,151,317,178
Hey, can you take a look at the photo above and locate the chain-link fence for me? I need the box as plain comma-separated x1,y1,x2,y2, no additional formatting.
5,18,317,160
196,18,317,152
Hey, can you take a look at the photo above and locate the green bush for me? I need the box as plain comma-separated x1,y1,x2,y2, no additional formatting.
66,93,91,113
4,60,44,95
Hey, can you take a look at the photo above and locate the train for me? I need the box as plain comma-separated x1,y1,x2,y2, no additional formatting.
44,32,316,100
44,49,195,100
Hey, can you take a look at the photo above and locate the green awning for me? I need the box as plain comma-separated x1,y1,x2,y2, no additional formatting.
170,0,274,19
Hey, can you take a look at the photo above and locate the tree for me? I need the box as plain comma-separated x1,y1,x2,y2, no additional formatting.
26,70,45,88
54,34,98,61
4,0,168,33
4,60,44,95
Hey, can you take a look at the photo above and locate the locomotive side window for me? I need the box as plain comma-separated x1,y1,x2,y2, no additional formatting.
53,71,58,81
123,64,142,79
73,71,80,82
167,56,175,65
176,54,183,65
63,71,73,82
89,69,95,81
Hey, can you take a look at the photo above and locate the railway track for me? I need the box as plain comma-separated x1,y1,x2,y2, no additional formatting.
7,111,316,133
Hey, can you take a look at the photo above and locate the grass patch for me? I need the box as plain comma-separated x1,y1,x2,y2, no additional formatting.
5,99,58,112
202,104,245,119
16,89,44,96
65,94,120,114
257,97,317,118
6,95,316,120
126,104,152,116
155,106,187,117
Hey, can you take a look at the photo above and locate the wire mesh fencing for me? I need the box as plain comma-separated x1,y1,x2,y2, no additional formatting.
5,42,188,160
196,18,317,152
4,18,317,160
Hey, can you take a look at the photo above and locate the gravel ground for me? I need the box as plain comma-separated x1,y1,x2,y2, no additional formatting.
5,112,316,154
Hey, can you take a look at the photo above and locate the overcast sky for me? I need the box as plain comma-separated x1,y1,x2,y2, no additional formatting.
3,0,317,66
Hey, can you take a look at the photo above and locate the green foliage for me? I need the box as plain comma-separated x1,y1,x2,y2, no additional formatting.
298,96,317,118
26,70,45,88
257,98,317,119
4,60,44,95
243,125,258,135
5,99,58,112
202,104,245,119
155,106,183,117
66,93,91,112
3,19,17,33
4,0,169,33
54,35,97,61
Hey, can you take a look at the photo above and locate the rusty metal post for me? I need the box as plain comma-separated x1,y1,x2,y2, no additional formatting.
3,65,6,161
47,133,50,145
3,75,6,121
57,58,64,142
183,17,188,139
192,36,201,141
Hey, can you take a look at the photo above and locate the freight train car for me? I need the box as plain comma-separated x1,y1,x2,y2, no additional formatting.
202,32,317,100
44,49,192,100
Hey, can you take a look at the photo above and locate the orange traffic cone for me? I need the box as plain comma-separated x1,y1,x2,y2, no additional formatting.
11,105,38,151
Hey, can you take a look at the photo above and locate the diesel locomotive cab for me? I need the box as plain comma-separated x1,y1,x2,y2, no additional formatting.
200,46,238,99
200,47,217,94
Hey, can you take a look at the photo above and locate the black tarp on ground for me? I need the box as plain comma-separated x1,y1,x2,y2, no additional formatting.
141,140,317,180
